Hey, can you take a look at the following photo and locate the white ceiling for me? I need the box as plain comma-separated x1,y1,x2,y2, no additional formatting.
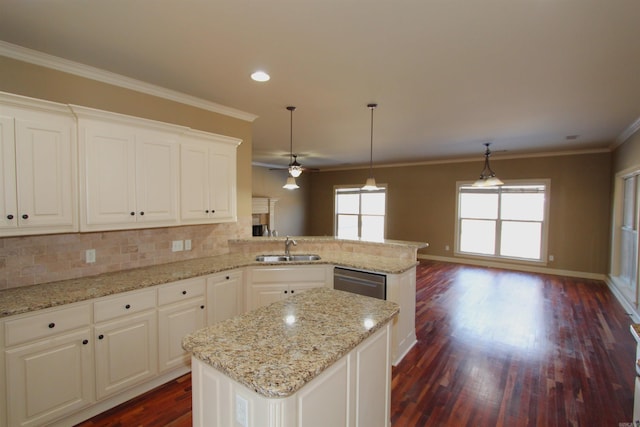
1,0,639,170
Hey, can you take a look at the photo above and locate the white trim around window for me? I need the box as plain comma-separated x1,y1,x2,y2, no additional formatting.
454,179,551,265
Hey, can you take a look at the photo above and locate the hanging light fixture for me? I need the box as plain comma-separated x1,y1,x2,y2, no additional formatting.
362,103,379,191
283,106,300,190
283,175,299,190
472,143,504,187
286,106,303,178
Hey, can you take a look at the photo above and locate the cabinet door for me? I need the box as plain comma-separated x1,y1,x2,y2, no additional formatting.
6,328,93,427
135,131,179,225
207,271,243,324
0,116,17,230
14,116,76,231
158,298,206,373
208,144,236,222
180,142,210,222
94,310,157,400
81,121,137,228
248,284,287,311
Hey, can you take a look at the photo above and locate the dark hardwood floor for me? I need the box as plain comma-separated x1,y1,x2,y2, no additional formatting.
76,260,636,427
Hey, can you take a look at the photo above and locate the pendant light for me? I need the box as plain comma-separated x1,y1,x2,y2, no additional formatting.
472,143,504,187
286,106,303,178
362,103,379,191
283,106,300,190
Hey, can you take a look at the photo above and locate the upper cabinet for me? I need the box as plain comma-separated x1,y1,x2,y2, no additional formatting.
180,130,241,224
74,107,183,232
0,93,78,236
73,107,241,232
0,92,242,236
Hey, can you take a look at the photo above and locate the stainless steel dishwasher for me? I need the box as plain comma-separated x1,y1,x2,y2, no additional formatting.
333,267,386,300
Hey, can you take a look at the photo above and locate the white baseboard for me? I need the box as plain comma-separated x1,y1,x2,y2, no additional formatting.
605,275,640,323
418,254,607,281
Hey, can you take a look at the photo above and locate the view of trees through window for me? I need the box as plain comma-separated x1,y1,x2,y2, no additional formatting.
457,182,548,262
335,186,386,241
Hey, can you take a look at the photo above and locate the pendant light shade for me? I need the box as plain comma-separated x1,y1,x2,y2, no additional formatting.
362,103,379,191
472,143,504,187
283,175,299,190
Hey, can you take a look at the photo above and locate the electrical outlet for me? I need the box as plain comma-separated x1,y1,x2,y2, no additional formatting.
171,240,184,252
85,249,96,263
184,239,192,251
235,394,248,427
445,245,450,251
549,255,555,262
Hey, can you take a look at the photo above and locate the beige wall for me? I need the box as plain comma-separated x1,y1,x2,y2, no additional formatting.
613,129,640,174
309,152,612,275
252,166,310,236
0,56,254,289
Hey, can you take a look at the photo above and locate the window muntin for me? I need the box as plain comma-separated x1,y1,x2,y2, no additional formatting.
335,186,386,241
456,182,548,263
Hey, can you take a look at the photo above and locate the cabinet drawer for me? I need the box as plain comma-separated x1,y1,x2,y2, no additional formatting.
251,266,328,284
5,304,91,347
158,277,206,306
94,288,156,323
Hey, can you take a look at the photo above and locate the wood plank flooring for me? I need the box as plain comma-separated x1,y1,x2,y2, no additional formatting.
76,260,636,427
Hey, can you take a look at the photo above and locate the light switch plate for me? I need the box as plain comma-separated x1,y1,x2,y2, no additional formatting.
172,240,184,252
85,249,96,263
184,239,192,251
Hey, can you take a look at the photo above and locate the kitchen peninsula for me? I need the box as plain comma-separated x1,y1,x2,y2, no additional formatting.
183,287,399,427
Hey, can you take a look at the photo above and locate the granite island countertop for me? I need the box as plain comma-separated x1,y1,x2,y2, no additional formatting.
182,287,399,398
0,250,418,318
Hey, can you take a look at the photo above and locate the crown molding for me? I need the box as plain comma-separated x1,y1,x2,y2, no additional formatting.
613,116,640,149
317,148,611,172
0,41,258,122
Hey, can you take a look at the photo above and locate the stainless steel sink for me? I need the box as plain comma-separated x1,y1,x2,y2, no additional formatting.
255,254,321,262
288,254,321,261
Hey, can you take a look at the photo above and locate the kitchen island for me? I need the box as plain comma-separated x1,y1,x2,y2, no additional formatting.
183,287,399,427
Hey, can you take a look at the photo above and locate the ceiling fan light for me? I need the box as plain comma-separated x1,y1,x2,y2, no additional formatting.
362,177,378,191
289,165,303,178
283,175,299,190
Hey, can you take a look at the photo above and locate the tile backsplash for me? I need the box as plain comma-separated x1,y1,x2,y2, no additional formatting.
0,217,252,290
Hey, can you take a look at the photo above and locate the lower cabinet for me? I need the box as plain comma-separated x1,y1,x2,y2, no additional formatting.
5,328,94,427
94,310,158,400
158,277,207,372
207,270,244,324
246,265,331,311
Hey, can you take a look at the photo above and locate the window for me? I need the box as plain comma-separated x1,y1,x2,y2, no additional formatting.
456,181,549,262
612,172,640,303
335,186,386,241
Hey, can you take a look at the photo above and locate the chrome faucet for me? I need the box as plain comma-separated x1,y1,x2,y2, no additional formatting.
284,236,297,256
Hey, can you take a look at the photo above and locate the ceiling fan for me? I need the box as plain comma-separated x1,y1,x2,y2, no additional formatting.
270,106,319,177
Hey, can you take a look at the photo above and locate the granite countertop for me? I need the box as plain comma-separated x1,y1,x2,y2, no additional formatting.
182,287,399,398
0,251,417,318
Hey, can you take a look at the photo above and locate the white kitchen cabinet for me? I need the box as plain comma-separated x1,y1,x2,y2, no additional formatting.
158,277,206,372
0,92,77,236
3,303,93,427
386,268,418,365
93,289,158,400
207,269,244,324
180,130,241,224
246,265,331,311
74,106,182,231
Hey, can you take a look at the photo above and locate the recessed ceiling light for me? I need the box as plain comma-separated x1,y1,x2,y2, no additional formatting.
251,71,270,82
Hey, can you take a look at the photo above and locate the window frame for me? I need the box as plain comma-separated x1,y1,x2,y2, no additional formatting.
333,184,387,241
454,179,551,265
